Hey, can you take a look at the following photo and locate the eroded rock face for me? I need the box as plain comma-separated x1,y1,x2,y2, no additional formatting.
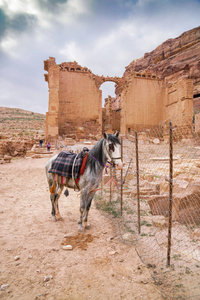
123,26,200,97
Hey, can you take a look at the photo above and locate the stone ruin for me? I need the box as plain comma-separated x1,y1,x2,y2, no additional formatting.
44,58,194,142
44,26,200,142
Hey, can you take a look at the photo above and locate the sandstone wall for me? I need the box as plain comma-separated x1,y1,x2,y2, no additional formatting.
44,58,59,140
44,59,102,140
195,113,200,133
120,76,164,134
164,79,194,123
123,26,200,104
44,47,194,140
58,70,102,139
103,96,120,133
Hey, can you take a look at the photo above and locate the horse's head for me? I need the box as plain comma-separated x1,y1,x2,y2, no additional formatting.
103,131,123,170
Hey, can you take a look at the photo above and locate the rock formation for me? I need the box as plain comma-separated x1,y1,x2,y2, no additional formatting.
123,26,200,108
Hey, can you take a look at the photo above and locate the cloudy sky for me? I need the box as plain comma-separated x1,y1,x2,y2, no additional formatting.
0,0,200,114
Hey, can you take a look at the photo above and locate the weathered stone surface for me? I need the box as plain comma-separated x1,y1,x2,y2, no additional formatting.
191,228,200,240
44,275,53,282
4,155,12,163
148,195,170,216
14,256,20,261
122,232,132,240
62,245,73,250
1,284,10,291
153,138,160,144
45,26,195,140
148,188,200,224
152,216,167,228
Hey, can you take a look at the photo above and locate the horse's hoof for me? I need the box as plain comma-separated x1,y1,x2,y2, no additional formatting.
84,223,91,230
52,216,57,222
78,226,85,233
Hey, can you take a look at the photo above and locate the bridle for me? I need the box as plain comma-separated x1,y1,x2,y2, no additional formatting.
90,138,122,174
104,140,122,167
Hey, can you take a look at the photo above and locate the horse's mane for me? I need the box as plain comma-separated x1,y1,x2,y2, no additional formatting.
106,134,121,145
87,138,105,173
87,134,120,174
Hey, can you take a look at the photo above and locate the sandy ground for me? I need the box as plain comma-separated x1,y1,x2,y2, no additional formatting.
0,154,163,300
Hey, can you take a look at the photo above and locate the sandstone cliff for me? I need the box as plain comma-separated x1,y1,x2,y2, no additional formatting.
124,26,200,96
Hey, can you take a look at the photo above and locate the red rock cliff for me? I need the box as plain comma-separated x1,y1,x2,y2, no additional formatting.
124,26,200,97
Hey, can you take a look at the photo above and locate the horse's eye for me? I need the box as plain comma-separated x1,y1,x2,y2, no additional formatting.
109,143,114,152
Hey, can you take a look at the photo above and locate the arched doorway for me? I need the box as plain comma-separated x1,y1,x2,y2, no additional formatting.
100,81,121,133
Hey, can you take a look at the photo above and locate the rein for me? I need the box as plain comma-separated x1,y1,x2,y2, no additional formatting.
90,140,121,173
90,155,112,174
72,153,80,190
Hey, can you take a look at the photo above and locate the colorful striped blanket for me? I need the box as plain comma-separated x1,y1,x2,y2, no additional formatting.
48,148,89,179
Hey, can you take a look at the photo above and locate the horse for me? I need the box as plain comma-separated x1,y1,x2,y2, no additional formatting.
45,131,123,231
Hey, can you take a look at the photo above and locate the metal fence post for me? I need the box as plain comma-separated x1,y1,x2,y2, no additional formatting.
110,167,112,202
167,121,173,267
101,180,103,197
135,131,141,234
120,137,123,216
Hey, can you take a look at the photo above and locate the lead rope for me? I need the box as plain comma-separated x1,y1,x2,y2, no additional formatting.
72,153,80,191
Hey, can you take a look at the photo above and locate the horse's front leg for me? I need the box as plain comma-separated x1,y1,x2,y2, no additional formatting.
78,189,95,231
78,188,88,231
83,192,95,229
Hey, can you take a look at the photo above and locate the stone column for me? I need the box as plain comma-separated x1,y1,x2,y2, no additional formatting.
44,57,60,140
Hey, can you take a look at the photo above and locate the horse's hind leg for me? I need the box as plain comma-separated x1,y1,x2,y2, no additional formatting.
54,184,64,221
47,178,57,221
49,181,63,221
50,193,56,221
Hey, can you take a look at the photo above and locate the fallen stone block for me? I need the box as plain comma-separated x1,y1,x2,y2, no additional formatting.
191,228,200,240
152,216,167,228
4,155,12,163
148,188,200,224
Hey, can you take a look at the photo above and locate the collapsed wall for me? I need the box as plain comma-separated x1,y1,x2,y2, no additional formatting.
44,49,194,141
44,57,124,140
44,58,102,141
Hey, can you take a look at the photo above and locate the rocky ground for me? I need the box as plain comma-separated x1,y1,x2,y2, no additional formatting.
0,148,163,300
0,107,46,159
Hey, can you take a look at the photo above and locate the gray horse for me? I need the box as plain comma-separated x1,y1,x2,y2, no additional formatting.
45,132,123,231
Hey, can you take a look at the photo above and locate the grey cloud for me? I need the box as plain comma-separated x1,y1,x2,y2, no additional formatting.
9,13,37,33
0,9,8,40
36,0,68,13
0,8,37,47
0,0,200,114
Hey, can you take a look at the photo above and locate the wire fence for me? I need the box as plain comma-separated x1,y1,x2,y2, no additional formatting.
95,116,200,299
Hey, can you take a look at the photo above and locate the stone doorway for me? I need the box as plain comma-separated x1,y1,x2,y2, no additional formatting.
100,81,121,133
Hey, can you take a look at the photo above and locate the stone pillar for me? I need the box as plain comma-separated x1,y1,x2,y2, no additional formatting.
108,95,112,130
44,57,60,140
120,91,126,135
180,79,193,118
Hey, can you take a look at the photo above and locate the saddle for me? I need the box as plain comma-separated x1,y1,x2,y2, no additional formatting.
48,147,89,180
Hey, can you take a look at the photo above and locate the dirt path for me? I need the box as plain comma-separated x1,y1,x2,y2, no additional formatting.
0,155,163,300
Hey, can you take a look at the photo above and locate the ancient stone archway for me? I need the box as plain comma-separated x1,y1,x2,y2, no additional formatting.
44,58,126,140
44,57,194,141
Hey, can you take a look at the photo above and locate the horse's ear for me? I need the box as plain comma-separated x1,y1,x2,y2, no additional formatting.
103,132,108,140
114,131,119,138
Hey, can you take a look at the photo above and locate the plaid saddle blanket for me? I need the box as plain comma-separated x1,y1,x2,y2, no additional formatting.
48,148,89,179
